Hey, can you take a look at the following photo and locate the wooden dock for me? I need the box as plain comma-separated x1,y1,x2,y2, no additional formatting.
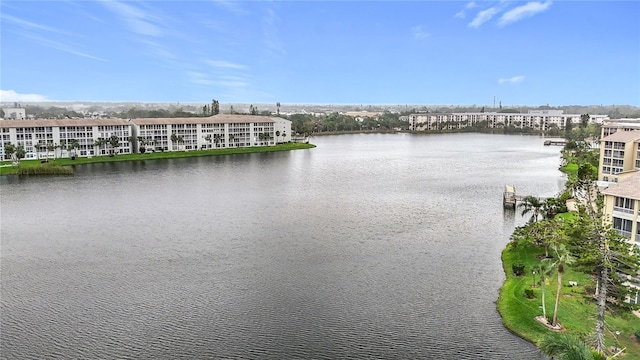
503,185,546,209
543,140,566,146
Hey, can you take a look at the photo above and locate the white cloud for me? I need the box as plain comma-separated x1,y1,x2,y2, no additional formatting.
468,7,500,28
263,7,285,56
411,25,430,39
211,0,247,15
0,90,50,102
498,75,525,84
1,14,73,36
498,1,552,27
203,59,247,70
101,0,164,37
22,34,107,61
455,2,478,19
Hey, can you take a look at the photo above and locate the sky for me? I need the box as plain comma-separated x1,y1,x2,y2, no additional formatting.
1,1,639,106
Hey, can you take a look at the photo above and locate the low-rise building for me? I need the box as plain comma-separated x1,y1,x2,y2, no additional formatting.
0,115,292,160
408,110,608,132
2,107,26,120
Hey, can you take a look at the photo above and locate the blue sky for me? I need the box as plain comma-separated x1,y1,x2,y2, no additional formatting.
1,1,638,106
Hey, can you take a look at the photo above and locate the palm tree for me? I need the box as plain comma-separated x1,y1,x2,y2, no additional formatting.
170,133,178,151
59,139,67,158
108,135,119,155
14,145,25,165
46,142,56,160
228,134,235,147
546,244,575,328
534,261,554,321
539,334,606,360
4,143,15,162
204,134,212,149
518,195,544,222
69,139,80,158
276,130,281,143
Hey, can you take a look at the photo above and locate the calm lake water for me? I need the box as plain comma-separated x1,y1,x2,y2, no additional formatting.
0,133,564,359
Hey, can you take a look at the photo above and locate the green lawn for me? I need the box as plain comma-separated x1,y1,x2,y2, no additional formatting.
0,143,315,176
498,243,640,358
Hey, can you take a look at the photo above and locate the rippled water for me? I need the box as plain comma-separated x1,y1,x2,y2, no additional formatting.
0,133,563,359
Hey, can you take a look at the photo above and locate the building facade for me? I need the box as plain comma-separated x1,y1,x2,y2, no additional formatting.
408,110,608,132
0,115,292,160
597,130,640,182
2,107,26,120
0,119,133,160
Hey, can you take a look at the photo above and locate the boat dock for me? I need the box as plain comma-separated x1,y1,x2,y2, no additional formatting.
503,185,546,209
543,140,566,146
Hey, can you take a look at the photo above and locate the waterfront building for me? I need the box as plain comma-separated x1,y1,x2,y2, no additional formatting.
597,130,640,182
601,118,640,138
408,110,608,132
0,119,133,160
0,115,292,160
131,115,291,152
601,171,640,302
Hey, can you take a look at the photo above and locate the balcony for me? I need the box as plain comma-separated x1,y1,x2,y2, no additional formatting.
617,229,632,238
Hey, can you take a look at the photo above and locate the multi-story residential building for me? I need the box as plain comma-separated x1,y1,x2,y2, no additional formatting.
598,130,640,182
408,110,608,132
0,115,292,160
601,118,640,138
0,119,133,160
131,115,292,152
601,171,640,302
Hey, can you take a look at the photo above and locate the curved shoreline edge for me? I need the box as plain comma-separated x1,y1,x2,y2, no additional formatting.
0,143,316,176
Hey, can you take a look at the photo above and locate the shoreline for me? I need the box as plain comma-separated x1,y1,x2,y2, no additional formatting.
0,143,316,176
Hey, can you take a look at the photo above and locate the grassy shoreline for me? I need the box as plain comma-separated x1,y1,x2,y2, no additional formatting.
497,156,640,358
0,142,315,176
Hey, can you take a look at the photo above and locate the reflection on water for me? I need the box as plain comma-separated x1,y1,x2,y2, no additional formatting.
0,133,561,359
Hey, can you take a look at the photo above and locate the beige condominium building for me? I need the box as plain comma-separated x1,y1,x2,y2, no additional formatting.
598,129,640,182
601,171,640,302
0,115,292,160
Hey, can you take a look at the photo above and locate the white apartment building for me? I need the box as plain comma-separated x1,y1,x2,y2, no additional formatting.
408,110,608,132
0,119,133,160
0,115,293,160
131,115,292,152
2,107,26,120
601,119,640,138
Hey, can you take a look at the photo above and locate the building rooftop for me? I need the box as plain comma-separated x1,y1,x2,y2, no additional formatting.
132,114,278,125
0,118,132,128
601,129,640,142
602,171,640,200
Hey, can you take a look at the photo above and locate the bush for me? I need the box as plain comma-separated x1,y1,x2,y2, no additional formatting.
512,263,526,276
635,329,640,341
524,287,535,299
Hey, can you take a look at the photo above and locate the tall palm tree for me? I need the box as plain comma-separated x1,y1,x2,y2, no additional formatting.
213,134,221,148
170,133,178,151
534,261,554,321
204,134,212,149
547,244,575,328
108,135,119,155
518,195,544,222
275,130,281,143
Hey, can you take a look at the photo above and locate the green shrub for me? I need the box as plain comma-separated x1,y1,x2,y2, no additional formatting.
635,329,640,340
512,263,525,276
524,287,535,299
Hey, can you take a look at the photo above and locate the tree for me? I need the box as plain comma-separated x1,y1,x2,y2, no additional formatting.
212,99,219,115
518,195,544,222
4,143,16,162
108,135,120,155
14,145,25,165
170,133,178,151
69,139,80,157
213,134,221,148
580,114,590,129
204,134,212,149
539,334,606,360
275,130,281,143
93,138,106,156
59,139,67,158
228,134,235,147
545,243,575,328
534,260,555,321
276,102,281,115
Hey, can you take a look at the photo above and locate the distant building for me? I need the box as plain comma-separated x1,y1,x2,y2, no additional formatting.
2,107,26,120
597,130,640,182
408,110,608,132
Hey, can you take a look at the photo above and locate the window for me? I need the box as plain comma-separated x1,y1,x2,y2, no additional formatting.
613,217,633,237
